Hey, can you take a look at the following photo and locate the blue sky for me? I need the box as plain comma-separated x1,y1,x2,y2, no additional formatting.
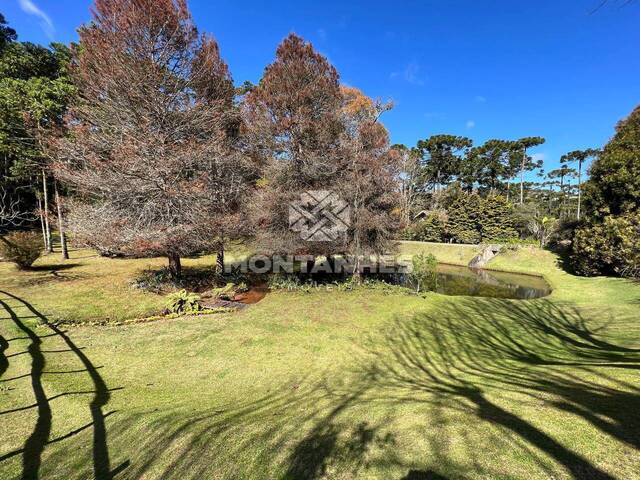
3,0,640,177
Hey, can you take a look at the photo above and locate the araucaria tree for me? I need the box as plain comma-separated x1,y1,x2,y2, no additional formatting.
54,0,247,278
560,148,599,219
514,136,545,204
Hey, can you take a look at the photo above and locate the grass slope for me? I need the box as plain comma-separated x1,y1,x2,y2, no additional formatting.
1,243,639,479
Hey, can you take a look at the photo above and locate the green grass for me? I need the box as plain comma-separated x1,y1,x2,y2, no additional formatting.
1,243,639,479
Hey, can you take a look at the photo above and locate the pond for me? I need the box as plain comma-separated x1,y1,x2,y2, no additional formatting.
432,264,552,300
225,262,552,304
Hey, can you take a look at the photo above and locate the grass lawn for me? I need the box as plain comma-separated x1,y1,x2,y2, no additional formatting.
1,242,639,479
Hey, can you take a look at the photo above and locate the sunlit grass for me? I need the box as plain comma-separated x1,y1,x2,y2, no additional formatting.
1,242,639,479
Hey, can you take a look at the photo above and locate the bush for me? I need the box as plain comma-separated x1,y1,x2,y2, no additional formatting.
571,213,640,278
402,212,447,242
446,193,482,244
164,289,202,315
0,231,42,269
408,253,438,293
479,195,518,241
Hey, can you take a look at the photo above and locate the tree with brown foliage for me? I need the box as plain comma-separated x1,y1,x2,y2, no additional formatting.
243,33,346,259
53,0,250,278
337,86,400,276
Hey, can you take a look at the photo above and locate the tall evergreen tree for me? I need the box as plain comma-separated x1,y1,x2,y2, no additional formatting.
514,136,545,204
416,134,471,193
561,148,600,220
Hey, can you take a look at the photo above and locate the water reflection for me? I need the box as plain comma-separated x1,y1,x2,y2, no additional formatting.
433,264,552,299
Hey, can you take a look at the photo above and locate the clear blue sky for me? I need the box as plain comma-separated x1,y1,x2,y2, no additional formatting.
3,0,640,177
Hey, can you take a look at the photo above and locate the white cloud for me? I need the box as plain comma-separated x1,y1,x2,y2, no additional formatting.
390,62,425,86
531,153,546,162
317,28,327,41
466,120,476,129
475,95,487,103
18,0,54,38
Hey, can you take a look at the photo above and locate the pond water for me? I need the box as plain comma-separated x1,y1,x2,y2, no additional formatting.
432,264,552,300
231,263,552,303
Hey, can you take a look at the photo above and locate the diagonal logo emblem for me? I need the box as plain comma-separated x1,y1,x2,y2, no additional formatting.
289,191,351,241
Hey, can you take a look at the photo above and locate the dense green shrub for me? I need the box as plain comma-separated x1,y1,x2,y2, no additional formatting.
583,105,640,219
479,195,518,241
571,105,640,277
402,212,446,242
447,193,481,244
0,231,41,269
402,191,519,246
572,213,640,278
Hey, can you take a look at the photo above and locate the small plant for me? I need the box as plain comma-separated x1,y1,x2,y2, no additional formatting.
0,231,42,269
408,253,438,293
528,215,558,247
164,289,202,315
207,282,248,300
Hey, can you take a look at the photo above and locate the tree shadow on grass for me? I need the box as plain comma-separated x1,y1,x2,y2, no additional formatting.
5,295,637,479
27,264,83,272
363,298,640,479
0,290,121,480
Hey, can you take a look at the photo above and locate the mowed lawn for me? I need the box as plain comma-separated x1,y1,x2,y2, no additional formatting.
1,243,640,479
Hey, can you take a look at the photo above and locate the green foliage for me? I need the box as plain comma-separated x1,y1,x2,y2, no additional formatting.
0,13,17,51
164,289,202,315
571,105,640,277
208,282,248,300
583,106,640,219
416,134,472,189
0,37,74,216
408,253,438,292
528,214,558,247
446,193,482,244
572,213,640,278
404,192,518,245
402,212,446,242
479,195,519,241
0,231,42,269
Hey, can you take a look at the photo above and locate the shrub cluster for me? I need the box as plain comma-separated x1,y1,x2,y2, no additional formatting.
0,231,42,269
402,193,518,244
572,213,640,278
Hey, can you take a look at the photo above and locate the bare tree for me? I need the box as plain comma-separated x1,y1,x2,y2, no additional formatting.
53,0,249,278
338,87,400,278
0,189,35,249
391,144,421,224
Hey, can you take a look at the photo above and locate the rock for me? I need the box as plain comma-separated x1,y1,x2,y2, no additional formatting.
469,244,502,268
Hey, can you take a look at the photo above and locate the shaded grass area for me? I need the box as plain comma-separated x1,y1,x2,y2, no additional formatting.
0,245,249,324
1,243,640,479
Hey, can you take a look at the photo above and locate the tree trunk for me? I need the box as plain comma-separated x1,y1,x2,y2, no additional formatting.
216,241,224,274
38,196,47,251
42,170,53,253
577,161,582,220
54,180,69,260
560,174,565,216
520,150,526,204
168,253,182,279
506,182,511,202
